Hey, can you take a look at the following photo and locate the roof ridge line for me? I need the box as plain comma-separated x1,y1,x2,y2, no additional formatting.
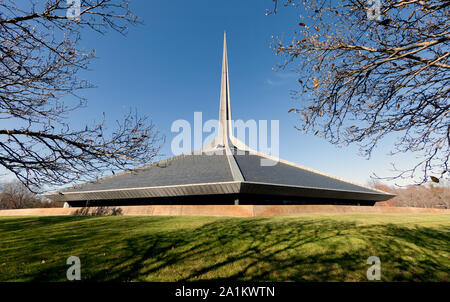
225,145,245,182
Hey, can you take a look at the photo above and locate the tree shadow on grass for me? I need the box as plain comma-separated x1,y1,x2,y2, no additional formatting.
88,219,450,282
1,217,448,281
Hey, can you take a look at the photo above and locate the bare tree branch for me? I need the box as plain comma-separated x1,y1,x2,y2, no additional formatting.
271,0,449,184
0,1,163,192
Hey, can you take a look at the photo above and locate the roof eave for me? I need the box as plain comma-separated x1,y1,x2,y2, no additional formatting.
43,180,394,202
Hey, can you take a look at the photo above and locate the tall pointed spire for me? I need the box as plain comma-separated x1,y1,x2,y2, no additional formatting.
218,31,232,147
202,32,244,153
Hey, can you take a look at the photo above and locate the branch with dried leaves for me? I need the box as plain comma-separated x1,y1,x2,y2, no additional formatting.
0,1,163,192
271,0,449,184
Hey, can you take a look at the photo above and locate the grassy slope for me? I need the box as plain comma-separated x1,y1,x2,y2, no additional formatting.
0,214,448,281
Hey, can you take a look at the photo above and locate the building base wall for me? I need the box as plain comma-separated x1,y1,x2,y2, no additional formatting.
0,205,448,217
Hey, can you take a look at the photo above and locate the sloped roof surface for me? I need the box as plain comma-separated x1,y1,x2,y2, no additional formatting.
66,154,234,192
233,153,379,194
62,150,379,195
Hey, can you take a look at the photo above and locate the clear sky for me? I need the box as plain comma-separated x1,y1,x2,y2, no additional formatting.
1,0,420,187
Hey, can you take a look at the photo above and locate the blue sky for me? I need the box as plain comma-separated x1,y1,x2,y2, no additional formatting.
1,0,419,187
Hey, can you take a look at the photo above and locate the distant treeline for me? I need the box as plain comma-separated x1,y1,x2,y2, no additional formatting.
0,181,63,209
374,182,450,209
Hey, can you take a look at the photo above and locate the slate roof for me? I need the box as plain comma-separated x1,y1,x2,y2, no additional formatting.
64,154,234,193
234,153,379,194
58,150,382,196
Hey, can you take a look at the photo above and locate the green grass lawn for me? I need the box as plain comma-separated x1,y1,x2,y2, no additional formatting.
0,214,448,281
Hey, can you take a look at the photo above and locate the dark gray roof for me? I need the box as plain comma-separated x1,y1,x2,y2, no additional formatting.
65,154,234,192
61,150,380,195
233,153,379,194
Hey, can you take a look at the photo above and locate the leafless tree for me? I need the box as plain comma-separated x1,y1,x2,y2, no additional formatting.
0,180,39,208
0,1,163,191
270,0,449,184
371,180,450,209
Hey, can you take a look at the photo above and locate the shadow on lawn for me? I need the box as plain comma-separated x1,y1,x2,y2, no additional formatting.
1,217,449,281
87,219,450,281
